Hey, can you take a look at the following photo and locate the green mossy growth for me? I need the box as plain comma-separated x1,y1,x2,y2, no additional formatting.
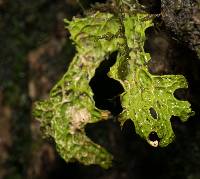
109,14,194,147
34,9,194,168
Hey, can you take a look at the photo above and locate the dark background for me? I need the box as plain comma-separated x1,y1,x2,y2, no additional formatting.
1,0,200,179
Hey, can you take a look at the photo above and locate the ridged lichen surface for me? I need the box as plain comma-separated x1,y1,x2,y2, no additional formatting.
34,10,194,168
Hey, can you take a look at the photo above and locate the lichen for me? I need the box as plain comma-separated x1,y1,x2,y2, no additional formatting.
109,14,194,147
34,9,194,168
34,12,121,169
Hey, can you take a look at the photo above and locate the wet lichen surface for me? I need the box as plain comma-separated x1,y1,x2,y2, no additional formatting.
34,4,194,168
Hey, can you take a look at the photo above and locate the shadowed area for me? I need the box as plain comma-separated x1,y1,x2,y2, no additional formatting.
89,51,124,116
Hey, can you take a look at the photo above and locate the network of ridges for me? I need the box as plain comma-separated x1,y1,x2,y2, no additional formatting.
109,14,194,147
34,10,194,169
34,12,124,169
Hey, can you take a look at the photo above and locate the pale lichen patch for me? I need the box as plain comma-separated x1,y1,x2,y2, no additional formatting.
148,139,159,147
69,107,91,134
101,110,112,119
79,55,94,67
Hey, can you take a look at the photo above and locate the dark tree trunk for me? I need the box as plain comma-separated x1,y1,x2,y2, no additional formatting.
161,0,200,58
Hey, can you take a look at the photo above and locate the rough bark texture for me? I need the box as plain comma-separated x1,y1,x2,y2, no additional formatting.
161,0,200,58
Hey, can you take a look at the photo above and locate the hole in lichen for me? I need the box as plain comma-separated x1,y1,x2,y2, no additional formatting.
122,119,136,137
85,120,119,153
174,88,188,101
144,27,155,53
149,107,157,119
148,131,159,147
148,131,159,142
89,51,124,116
